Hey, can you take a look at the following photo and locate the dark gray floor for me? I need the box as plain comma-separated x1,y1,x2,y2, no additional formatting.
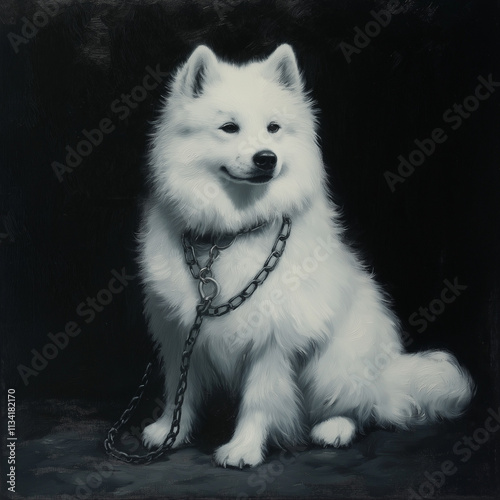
10,399,498,499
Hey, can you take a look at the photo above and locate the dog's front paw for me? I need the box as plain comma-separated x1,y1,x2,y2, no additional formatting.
142,420,185,449
214,440,264,468
311,416,356,447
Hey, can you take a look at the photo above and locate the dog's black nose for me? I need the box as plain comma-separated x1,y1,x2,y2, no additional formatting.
253,150,277,171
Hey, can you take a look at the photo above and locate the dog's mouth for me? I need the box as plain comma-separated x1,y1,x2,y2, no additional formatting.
221,167,274,185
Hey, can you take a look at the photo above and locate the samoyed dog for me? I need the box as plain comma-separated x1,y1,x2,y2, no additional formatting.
138,44,473,467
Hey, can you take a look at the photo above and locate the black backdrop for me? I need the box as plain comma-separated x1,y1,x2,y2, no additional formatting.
1,0,499,420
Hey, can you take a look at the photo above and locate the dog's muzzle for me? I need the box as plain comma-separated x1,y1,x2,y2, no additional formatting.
222,150,277,184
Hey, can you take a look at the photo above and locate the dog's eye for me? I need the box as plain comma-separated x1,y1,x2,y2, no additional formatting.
267,122,281,133
219,122,239,134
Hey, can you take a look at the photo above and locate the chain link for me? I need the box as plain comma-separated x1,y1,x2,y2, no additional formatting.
187,216,292,317
104,216,291,464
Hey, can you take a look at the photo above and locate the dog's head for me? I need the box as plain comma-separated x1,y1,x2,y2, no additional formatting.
149,44,325,234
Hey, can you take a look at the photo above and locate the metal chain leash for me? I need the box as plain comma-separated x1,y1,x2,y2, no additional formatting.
104,299,211,464
104,216,291,464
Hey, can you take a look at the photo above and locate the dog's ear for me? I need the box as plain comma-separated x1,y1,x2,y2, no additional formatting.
178,45,219,98
263,44,302,91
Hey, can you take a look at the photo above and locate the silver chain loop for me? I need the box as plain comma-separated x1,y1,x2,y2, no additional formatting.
183,217,291,317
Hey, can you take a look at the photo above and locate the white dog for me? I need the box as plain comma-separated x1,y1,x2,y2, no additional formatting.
138,44,473,468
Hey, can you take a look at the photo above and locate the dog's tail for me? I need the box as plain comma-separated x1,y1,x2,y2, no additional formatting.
373,350,475,429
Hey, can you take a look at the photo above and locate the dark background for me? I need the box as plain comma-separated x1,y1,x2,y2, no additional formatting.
1,0,499,498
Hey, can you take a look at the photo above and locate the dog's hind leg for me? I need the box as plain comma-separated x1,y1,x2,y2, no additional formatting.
310,416,356,447
300,287,404,447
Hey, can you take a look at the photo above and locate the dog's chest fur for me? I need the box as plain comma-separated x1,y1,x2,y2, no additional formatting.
140,201,355,360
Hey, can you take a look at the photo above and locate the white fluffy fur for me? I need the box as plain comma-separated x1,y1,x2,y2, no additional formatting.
138,44,474,468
